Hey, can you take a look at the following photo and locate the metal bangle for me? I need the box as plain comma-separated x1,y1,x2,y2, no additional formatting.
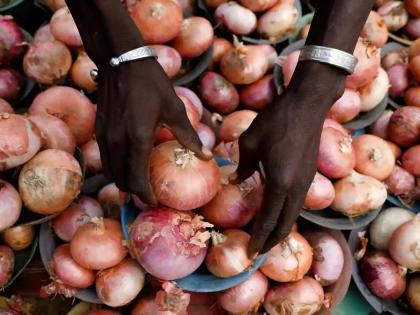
109,46,157,67
299,45,358,75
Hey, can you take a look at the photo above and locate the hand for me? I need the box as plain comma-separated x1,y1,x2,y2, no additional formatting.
95,59,211,205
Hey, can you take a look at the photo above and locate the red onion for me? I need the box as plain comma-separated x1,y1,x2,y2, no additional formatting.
219,110,257,142
387,64,409,99
155,282,190,314
129,207,211,280
0,99,13,113
196,123,216,150
132,296,179,315
346,38,380,89
359,68,389,112
172,17,213,59
212,140,239,163
149,141,220,210
331,171,387,217
387,106,420,148
385,165,416,196
97,183,128,218
217,271,268,313
199,72,239,114
409,55,420,82
33,24,54,43
1,225,35,251
210,37,233,69
410,38,420,59
76,195,103,214
28,113,76,154
70,51,97,91
238,0,277,12
50,6,82,47
0,245,14,287
130,0,183,45
240,74,275,111
303,231,344,286
96,258,145,307
387,141,402,159
304,172,335,210
175,87,203,118
327,89,361,123
359,251,406,299
187,293,224,315
402,145,420,176
255,44,277,69
0,180,21,232
215,2,257,35
0,15,24,65
369,207,415,250
378,1,409,31
201,166,262,228
257,3,298,40
220,40,268,84
317,127,356,179
23,40,72,85
382,49,409,71
405,0,420,17
361,11,388,48
282,50,300,86
29,86,96,144
369,110,393,139
81,139,102,174
152,45,182,78
0,69,21,101
323,118,349,135
264,277,325,315
405,86,420,107
405,17,420,39
261,231,313,282
0,114,42,171
407,276,420,313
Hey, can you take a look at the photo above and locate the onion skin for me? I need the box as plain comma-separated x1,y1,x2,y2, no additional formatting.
405,86,420,107
0,68,21,101
33,24,54,43
405,17,420,39
215,2,257,35
382,49,409,71
238,0,277,12
210,37,233,69
29,86,96,144
407,276,420,313
152,45,182,78
331,171,387,217
240,74,275,111
387,106,420,148
359,251,406,299
0,15,24,65
409,38,420,59
260,231,313,282
132,296,179,315
97,183,128,219
212,140,239,163
257,3,298,40
50,6,82,47
402,145,420,176
304,172,335,210
361,11,388,48
359,67,389,112
369,110,393,139
19,149,82,215
1,225,34,251
199,72,239,114
369,207,415,250
39,0,66,11
81,139,102,174
0,114,42,171
264,277,324,315
196,123,216,150
96,258,145,307
174,87,203,118
377,1,409,31
219,110,257,142
323,118,349,135
130,0,183,45
217,271,268,314
70,51,97,91
0,245,14,287
188,293,224,315
387,64,409,99
0,179,21,232
327,89,361,123
385,165,416,196
406,0,420,17
410,55,420,83
0,99,13,113
387,141,401,159
28,113,76,154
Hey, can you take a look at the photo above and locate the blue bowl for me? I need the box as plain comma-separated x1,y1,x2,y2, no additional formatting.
121,157,267,293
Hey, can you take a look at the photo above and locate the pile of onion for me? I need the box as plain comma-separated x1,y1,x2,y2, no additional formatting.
50,6,82,47
361,10,388,48
70,51,97,91
0,245,14,287
215,2,257,35
239,74,275,110
219,110,257,142
387,106,420,148
369,110,393,139
2,225,35,251
304,172,335,210
257,3,298,40
0,179,21,232
0,15,24,65
358,67,389,112
0,68,22,101
402,145,420,177
152,45,182,78
385,165,415,196
81,139,102,174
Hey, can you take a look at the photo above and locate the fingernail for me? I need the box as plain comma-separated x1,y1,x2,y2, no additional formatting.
202,146,213,158
229,172,238,183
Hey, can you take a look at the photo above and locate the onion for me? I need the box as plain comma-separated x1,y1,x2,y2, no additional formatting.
50,6,82,47
217,271,268,313
240,74,275,110
201,166,262,228
405,86,420,107
255,44,277,69
196,123,216,150
409,38,420,59
317,127,356,179
387,106,420,148
97,183,128,219
33,24,54,43
132,296,179,315
405,17,420,39
331,171,387,217
387,141,402,159
387,64,409,98
210,37,233,69
215,2,257,35
130,0,183,45
369,110,393,139
174,87,203,118
129,207,211,280
0,69,21,101
205,230,251,277
323,118,349,135
257,3,298,40
70,51,97,91
346,38,381,89
0,99,13,113
199,72,239,114
381,49,409,71
187,293,224,315
361,11,388,48
96,258,145,307
0,245,14,287
385,165,416,196
369,207,415,250
327,88,361,123
0,114,42,171
377,1,409,31
407,276,420,313
388,215,420,271
23,40,72,85
39,0,66,11
152,45,182,78
359,251,406,299
29,86,96,144
405,0,420,17
171,17,213,59
76,195,103,214
212,140,239,163
282,50,300,86
304,172,335,210
264,277,325,315
261,231,313,282
219,110,257,142
28,113,76,154
402,145,420,176
0,180,21,232
155,282,190,314
359,67,389,112
19,149,82,215
149,141,220,210
0,15,24,65
81,139,102,174
352,134,395,180
409,55,420,82
238,0,277,12
1,225,34,251
70,218,127,270
303,231,344,286
299,24,311,40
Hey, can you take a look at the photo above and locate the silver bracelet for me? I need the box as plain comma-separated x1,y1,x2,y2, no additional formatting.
299,45,358,75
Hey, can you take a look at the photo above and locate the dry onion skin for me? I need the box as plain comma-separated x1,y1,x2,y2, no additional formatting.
0,179,21,232
70,51,97,91
1,225,35,251
407,275,420,313
0,245,14,288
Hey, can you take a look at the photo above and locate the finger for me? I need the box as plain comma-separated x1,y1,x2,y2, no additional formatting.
105,130,128,192
230,130,259,184
95,119,112,181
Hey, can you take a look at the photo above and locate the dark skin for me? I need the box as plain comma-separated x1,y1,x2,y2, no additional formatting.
66,0,373,257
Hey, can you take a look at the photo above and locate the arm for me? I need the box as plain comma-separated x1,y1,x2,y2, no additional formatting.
65,0,211,205
233,0,374,256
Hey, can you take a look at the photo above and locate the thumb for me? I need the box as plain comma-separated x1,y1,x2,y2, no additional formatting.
230,131,259,184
